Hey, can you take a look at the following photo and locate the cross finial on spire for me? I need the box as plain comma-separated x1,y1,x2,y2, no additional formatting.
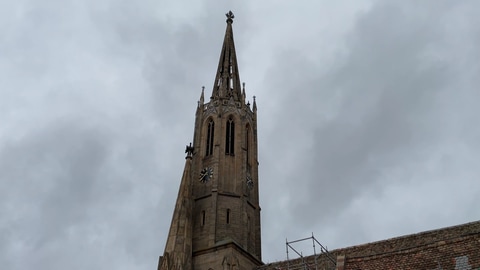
226,10,234,23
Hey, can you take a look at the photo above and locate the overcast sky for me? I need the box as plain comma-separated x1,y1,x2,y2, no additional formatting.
2,0,480,269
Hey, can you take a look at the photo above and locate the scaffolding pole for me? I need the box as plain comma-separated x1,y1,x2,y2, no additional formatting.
285,233,336,270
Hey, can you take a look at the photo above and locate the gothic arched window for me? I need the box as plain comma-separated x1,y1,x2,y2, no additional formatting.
225,117,234,155
206,119,214,156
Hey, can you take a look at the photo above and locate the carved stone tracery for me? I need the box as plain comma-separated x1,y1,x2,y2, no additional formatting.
222,254,240,270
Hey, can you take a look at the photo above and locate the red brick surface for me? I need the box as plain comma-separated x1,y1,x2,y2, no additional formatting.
258,221,480,270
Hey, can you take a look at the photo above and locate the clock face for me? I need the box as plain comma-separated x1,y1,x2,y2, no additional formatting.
199,167,213,183
246,176,254,189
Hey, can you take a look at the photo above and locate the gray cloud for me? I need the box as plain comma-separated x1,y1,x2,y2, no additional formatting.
1,0,480,269
258,0,480,260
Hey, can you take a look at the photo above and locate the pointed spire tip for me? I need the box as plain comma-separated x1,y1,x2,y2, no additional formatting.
211,10,241,101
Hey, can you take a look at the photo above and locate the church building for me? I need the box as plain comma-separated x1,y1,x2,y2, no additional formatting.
158,11,480,270
158,11,262,270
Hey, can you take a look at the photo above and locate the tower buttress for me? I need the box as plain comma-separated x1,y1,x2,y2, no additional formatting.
159,147,194,270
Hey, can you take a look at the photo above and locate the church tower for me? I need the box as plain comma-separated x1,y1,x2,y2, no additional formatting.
159,11,262,270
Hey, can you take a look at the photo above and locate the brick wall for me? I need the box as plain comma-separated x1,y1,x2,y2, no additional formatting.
258,220,480,270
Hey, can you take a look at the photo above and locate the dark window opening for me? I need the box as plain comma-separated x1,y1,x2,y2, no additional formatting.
201,211,206,226
206,119,214,156
226,209,230,224
225,117,235,155
246,125,250,165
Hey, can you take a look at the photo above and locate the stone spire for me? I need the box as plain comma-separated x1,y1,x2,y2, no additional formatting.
158,12,262,270
158,145,194,270
211,11,242,101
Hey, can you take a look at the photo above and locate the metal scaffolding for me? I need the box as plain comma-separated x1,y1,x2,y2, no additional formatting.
285,233,336,270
